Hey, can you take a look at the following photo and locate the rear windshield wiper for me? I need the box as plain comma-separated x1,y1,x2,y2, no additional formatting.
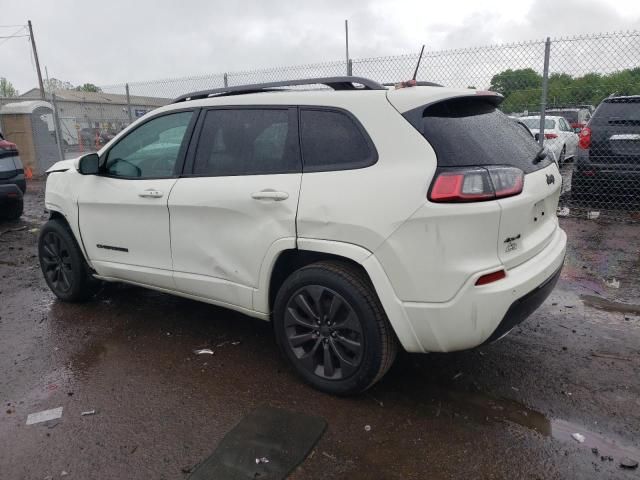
533,147,546,164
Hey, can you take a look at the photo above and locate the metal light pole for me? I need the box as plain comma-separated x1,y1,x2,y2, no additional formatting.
345,20,351,76
538,37,551,147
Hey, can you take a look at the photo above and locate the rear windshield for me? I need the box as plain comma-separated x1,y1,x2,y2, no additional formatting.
547,110,578,122
521,118,555,129
592,100,640,127
409,98,549,173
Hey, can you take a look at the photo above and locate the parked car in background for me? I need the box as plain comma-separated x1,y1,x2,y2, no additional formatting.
519,116,579,165
79,128,116,148
39,77,565,395
573,95,640,206
0,134,25,220
546,108,592,131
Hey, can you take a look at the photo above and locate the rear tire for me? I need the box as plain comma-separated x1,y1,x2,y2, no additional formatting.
273,260,397,395
38,218,99,302
4,197,23,220
558,145,566,166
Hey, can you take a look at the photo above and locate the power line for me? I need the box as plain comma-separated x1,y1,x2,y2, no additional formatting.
0,34,29,39
0,24,27,28
0,26,27,48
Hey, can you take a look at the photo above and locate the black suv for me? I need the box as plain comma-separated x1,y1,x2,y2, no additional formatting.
0,134,25,220
573,96,640,208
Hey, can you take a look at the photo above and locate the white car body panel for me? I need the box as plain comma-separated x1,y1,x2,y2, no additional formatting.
168,173,301,310
43,85,567,354
76,176,178,289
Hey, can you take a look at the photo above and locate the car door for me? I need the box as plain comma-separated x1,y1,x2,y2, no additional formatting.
76,110,197,289
168,107,301,311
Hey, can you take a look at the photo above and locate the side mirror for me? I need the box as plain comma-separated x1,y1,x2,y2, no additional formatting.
78,153,100,175
574,127,581,134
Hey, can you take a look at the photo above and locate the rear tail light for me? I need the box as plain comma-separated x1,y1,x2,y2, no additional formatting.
429,166,524,203
544,133,558,139
578,127,591,149
475,269,506,286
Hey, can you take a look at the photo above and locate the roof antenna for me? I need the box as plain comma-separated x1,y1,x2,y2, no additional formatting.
412,44,425,81
395,45,425,89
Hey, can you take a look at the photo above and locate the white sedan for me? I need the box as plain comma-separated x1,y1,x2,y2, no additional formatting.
519,116,579,165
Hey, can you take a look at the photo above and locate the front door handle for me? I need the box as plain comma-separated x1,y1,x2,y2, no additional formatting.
138,189,164,198
251,190,289,201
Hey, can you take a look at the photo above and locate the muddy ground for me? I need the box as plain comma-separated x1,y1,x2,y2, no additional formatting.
0,180,639,480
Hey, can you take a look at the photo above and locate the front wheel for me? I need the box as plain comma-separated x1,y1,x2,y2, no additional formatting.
273,260,397,395
38,218,98,302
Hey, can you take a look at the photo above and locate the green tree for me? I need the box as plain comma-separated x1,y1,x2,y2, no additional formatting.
44,77,74,92
489,68,542,98
75,83,102,93
0,77,18,97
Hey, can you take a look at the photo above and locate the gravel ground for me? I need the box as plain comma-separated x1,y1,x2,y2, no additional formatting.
0,179,638,480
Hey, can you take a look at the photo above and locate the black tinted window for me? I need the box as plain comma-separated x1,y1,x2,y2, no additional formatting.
547,110,578,123
416,98,547,173
300,109,376,171
592,100,640,128
193,109,299,176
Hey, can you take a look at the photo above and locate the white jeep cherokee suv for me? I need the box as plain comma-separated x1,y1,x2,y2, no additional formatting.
39,77,566,395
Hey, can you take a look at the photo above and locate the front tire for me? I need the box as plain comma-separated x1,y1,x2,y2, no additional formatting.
38,219,98,302
273,260,397,395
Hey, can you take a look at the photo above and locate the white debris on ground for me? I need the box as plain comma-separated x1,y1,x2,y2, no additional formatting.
571,433,585,443
26,407,63,425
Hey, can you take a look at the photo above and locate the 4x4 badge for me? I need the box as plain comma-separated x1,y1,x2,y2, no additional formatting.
546,174,555,185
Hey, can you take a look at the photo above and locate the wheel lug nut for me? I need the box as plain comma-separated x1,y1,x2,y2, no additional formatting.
331,332,337,337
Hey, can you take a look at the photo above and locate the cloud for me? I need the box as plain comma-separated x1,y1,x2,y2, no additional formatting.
1,0,638,93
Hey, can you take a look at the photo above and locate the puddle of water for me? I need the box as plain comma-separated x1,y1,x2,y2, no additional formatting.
443,388,640,461
581,294,640,315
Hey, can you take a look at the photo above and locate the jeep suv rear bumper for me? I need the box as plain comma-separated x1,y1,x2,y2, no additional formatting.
390,226,566,353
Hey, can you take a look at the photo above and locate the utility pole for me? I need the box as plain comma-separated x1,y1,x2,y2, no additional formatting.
28,20,45,100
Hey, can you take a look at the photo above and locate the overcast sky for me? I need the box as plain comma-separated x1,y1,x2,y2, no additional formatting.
2,0,640,93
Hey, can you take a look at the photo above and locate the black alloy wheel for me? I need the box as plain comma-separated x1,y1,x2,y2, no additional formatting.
284,285,364,380
40,230,74,294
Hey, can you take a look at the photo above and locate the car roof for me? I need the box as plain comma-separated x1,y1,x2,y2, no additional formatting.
521,115,561,120
151,85,488,117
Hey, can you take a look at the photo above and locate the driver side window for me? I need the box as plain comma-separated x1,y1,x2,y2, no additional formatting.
105,111,193,178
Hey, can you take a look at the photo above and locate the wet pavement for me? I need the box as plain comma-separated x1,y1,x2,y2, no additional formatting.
1,180,639,479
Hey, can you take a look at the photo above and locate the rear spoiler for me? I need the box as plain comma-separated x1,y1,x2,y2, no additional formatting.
401,92,504,134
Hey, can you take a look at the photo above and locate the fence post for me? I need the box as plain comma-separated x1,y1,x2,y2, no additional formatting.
347,59,353,76
224,73,229,88
538,37,551,147
51,92,64,161
125,83,133,124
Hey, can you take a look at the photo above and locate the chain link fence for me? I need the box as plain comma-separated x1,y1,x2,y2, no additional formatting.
1,30,639,220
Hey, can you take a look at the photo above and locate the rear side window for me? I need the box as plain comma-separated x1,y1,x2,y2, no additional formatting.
410,98,547,173
193,109,299,176
300,109,376,172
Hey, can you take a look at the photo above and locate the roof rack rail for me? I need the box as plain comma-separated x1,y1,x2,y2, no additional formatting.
382,81,443,87
172,76,385,103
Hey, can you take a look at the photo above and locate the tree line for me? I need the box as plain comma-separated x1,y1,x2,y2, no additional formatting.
0,77,102,98
490,67,640,113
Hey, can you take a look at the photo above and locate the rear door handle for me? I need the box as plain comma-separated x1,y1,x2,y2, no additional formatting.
251,190,289,201
138,189,164,198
